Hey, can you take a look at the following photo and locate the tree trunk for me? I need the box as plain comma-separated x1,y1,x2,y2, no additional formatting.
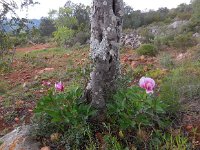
85,0,124,111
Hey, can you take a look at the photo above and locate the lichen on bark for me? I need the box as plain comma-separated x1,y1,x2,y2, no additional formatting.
85,0,124,111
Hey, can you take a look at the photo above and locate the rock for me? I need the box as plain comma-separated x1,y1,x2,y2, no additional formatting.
193,32,200,38
168,20,189,29
0,125,40,150
176,52,191,61
50,133,60,142
121,31,143,49
140,55,145,61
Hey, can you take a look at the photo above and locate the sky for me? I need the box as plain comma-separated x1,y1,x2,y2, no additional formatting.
15,0,191,19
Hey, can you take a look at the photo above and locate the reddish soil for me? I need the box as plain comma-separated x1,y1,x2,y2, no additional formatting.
16,43,55,52
0,44,56,136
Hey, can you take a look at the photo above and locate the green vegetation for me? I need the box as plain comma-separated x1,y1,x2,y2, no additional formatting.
136,44,157,56
158,53,174,69
33,83,183,149
160,61,200,107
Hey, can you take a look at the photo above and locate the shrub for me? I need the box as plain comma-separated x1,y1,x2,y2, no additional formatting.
153,35,174,50
107,86,171,131
159,61,200,113
171,33,197,50
53,26,75,47
33,87,96,148
33,80,185,149
158,53,174,69
136,44,157,56
139,28,155,43
73,31,90,45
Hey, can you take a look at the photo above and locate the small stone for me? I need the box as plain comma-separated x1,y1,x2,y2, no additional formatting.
14,117,20,123
23,82,27,88
50,133,60,142
34,75,39,80
28,109,33,112
185,125,193,130
140,55,145,60
41,146,50,150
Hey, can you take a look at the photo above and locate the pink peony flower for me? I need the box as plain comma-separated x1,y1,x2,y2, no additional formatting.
55,81,64,92
139,77,155,94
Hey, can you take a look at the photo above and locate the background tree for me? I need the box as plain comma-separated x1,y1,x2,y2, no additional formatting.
0,0,38,65
191,0,200,24
51,1,91,47
39,17,56,37
84,0,124,115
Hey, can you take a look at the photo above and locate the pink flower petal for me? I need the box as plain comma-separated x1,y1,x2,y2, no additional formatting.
139,77,146,88
55,81,64,92
139,77,155,94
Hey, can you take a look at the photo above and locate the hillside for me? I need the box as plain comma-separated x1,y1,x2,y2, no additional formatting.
1,19,41,32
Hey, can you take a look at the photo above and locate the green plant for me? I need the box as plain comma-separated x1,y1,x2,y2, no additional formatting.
153,35,174,50
21,53,47,67
103,134,123,150
0,140,3,146
159,61,200,113
139,28,155,43
171,33,197,50
159,53,174,69
73,31,90,45
35,87,95,126
136,44,157,56
107,86,170,131
0,80,10,96
33,87,96,148
150,130,191,150
53,26,75,47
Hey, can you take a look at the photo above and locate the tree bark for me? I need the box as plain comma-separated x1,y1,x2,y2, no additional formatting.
85,0,124,111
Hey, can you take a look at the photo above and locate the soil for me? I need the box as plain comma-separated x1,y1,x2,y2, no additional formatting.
16,43,55,52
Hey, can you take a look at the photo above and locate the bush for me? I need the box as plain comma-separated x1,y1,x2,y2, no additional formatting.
53,26,75,47
33,87,96,148
73,31,90,45
139,28,155,43
159,62,200,113
107,86,171,130
153,35,174,50
33,81,186,149
159,53,174,69
136,44,157,56
171,33,197,50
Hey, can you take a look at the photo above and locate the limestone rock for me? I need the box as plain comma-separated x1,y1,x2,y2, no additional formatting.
0,125,40,150
168,20,189,29
121,31,143,49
